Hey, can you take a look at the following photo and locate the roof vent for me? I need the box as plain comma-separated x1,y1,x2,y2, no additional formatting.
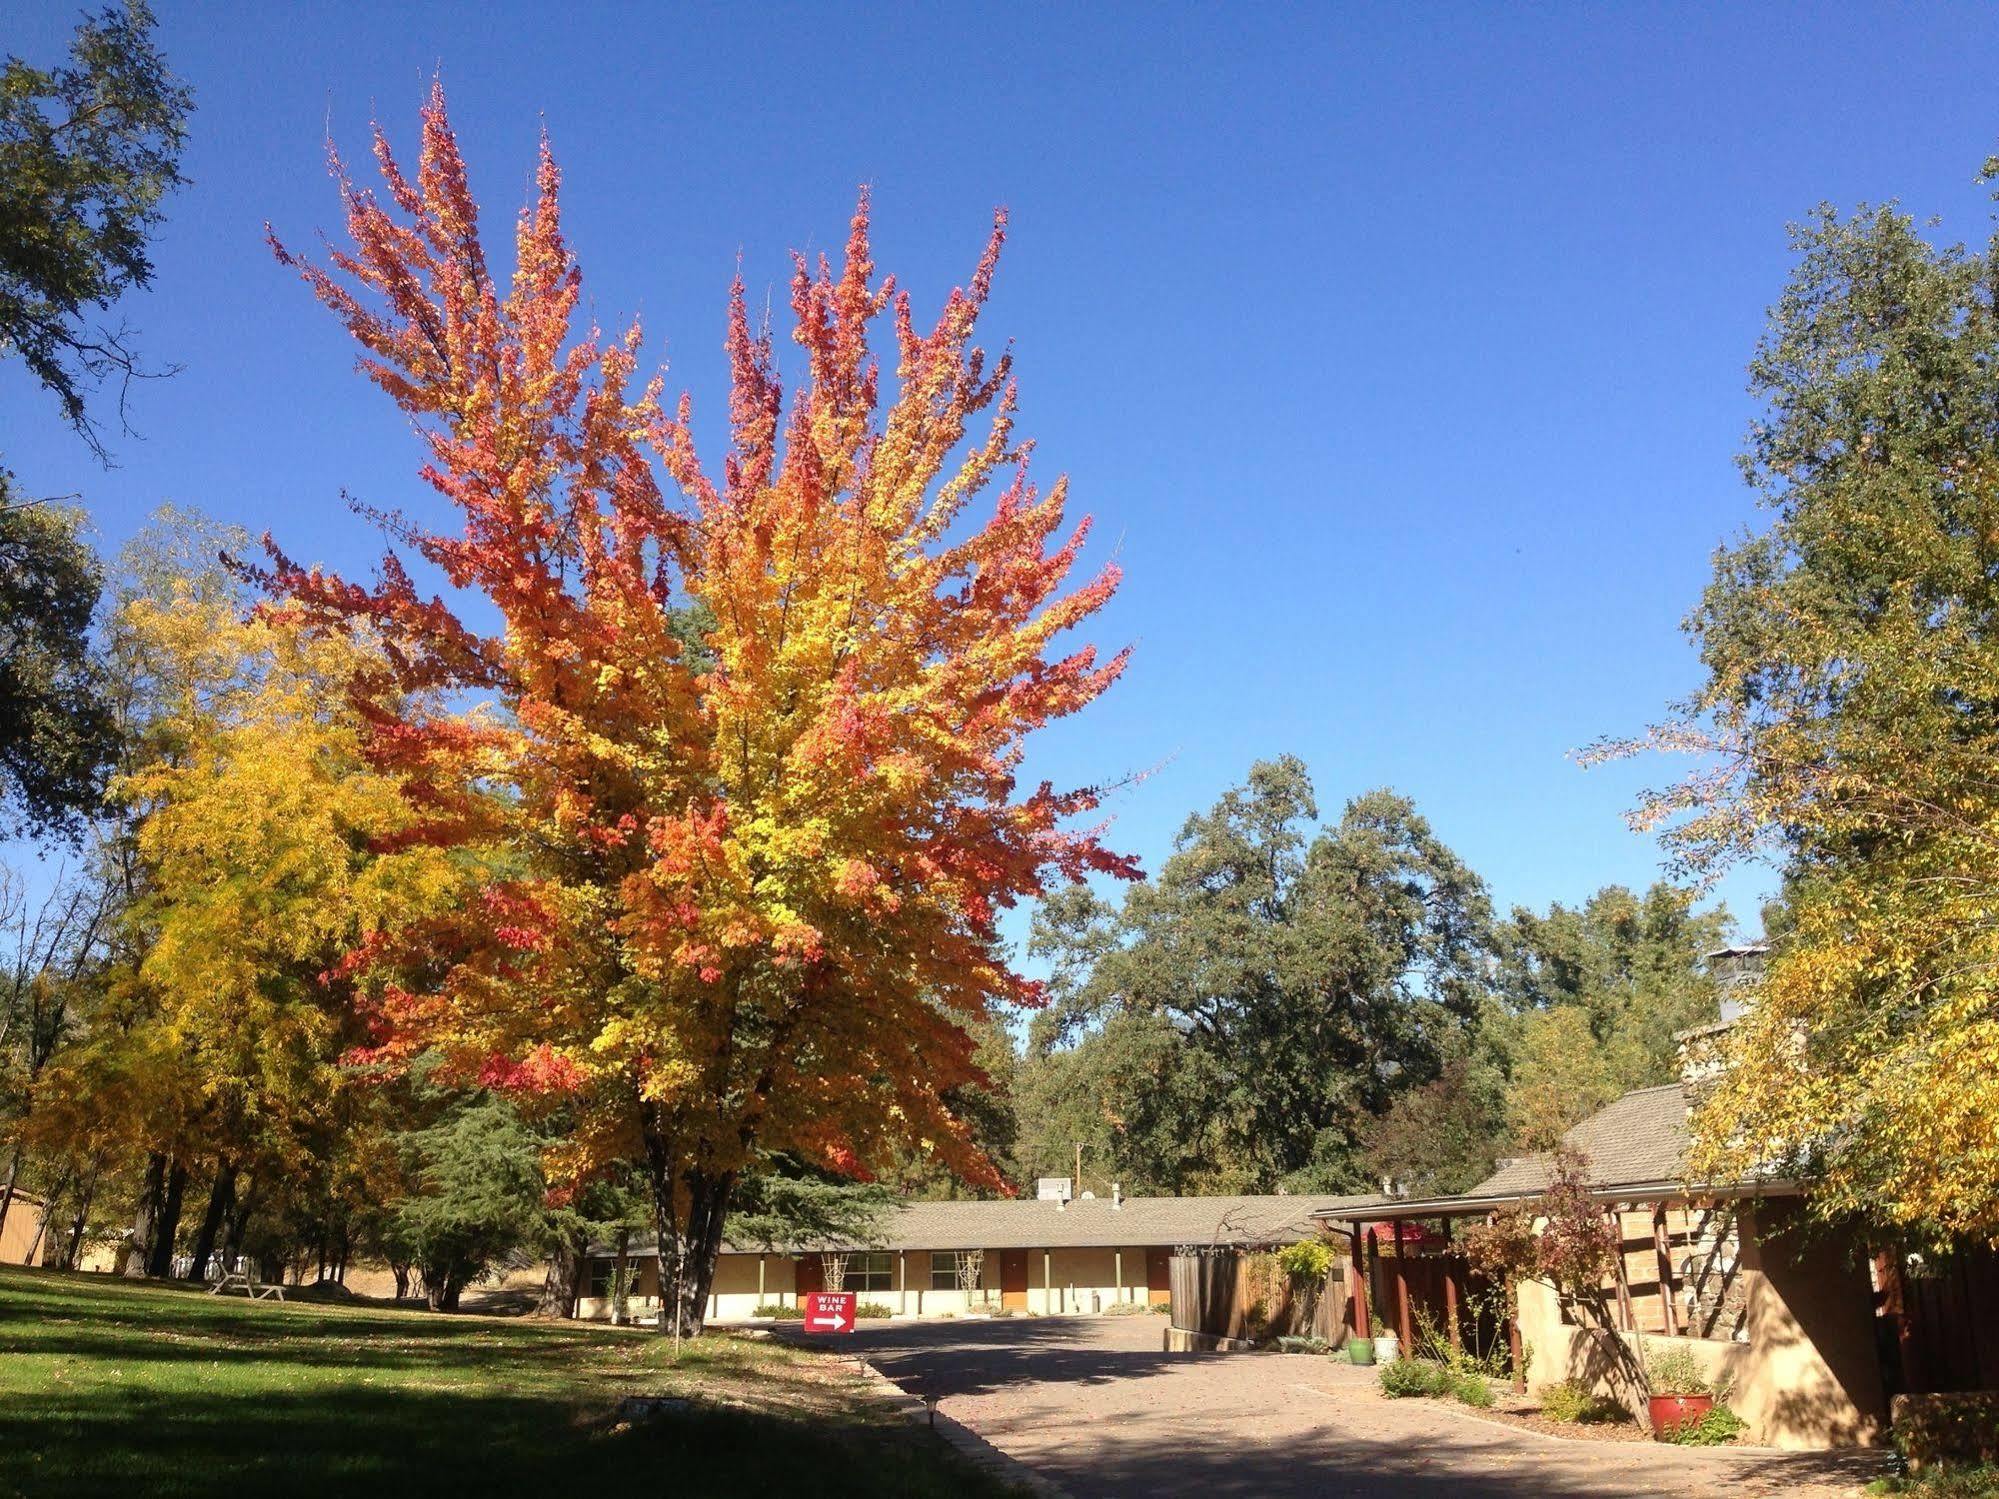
1112,1182,1122,1209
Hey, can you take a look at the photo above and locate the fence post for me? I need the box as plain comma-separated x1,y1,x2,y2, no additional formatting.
1349,1226,1370,1338
1393,1221,1414,1351
1653,1206,1679,1338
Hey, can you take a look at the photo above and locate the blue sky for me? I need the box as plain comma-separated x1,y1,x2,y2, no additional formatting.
10,1,1999,941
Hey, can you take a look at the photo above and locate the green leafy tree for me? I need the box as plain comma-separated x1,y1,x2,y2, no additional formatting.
725,1165,896,1254
1359,1048,1509,1195
384,1085,551,1311
1495,882,1727,1096
0,1,191,453
1605,165,1999,1243
1022,758,1496,1193
0,486,117,838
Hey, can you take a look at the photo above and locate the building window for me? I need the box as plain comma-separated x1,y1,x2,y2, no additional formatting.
931,1252,963,1291
831,1251,895,1293
586,1259,616,1299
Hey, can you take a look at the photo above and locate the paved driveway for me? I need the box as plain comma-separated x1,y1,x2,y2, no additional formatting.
821,1314,1886,1499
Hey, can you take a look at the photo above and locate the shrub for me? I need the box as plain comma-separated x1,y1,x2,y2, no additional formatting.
1866,1468,1999,1497
1277,1238,1336,1284
1379,1359,1452,1398
1540,1380,1629,1425
856,1301,893,1319
752,1301,803,1319
1642,1340,1720,1398
1662,1403,1747,1447
1276,1335,1329,1355
1451,1371,1494,1408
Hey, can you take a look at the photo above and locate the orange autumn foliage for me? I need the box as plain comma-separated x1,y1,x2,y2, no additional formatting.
263,85,1134,1319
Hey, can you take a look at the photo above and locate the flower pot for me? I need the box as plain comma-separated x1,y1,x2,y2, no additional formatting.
1375,1332,1400,1365
1648,1393,1714,1439
1347,1337,1375,1365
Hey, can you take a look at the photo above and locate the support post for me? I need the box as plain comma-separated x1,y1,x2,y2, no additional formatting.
1653,1206,1679,1338
1442,1219,1461,1352
1043,1249,1053,1314
1392,1221,1414,1351
1608,1207,1636,1332
1115,1248,1124,1304
1349,1226,1371,1339
758,1254,766,1309
899,1250,908,1315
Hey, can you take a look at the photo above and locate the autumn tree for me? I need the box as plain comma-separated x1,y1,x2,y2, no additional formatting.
266,89,1133,1331
1607,166,1999,1245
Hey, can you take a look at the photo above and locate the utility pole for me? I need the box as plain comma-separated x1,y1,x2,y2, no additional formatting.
1074,1142,1084,1197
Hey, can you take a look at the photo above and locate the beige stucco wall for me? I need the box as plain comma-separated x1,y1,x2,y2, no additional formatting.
1515,1203,1885,1450
575,1245,1162,1322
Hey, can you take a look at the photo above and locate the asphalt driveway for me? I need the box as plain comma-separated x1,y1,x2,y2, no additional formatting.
811,1314,1886,1499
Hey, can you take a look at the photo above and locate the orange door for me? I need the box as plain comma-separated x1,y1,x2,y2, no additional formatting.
1146,1247,1172,1306
1000,1249,1029,1311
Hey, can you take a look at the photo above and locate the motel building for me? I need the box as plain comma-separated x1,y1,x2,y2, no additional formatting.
577,1184,1377,1323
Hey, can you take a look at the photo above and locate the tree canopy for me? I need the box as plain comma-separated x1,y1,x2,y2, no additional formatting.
1617,170,1999,1245
1022,757,1495,1194
0,1,190,455
261,87,1133,1331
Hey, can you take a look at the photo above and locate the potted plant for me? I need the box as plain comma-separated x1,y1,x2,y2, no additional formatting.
1641,1341,1717,1439
1348,1316,1376,1365
1371,1314,1400,1365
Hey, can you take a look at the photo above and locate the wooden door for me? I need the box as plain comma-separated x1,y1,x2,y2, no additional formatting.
1000,1248,1029,1311
795,1254,823,1296
1146,1247,1172,1305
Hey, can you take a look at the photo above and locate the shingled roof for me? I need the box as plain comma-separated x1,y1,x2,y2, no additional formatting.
1472,1082,1693,1197
597,1192,1381,1258
1311,1079,1801,1224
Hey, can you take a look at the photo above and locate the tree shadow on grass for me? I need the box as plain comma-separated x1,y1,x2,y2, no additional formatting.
0,1371,1015,1499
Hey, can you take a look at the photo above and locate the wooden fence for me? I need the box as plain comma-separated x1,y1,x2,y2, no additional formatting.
1168,1250,1347,1345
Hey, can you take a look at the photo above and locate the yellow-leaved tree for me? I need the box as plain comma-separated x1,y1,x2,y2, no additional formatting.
1602,179,1999,1246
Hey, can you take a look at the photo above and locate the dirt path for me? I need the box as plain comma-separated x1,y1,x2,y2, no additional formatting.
830,1314,1889,1499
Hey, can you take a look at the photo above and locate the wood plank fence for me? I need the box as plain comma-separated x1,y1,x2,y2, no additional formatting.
1168,1250,1347,1345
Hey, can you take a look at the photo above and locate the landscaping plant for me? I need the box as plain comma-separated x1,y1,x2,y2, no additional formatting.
1539,1380,1630,1426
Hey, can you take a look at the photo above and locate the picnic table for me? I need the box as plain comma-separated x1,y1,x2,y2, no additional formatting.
207,1269,285,1301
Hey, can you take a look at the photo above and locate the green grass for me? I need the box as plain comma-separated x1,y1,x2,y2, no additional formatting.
0,1265,1021,1499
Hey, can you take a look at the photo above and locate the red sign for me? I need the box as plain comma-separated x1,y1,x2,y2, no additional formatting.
802,1291,856,1334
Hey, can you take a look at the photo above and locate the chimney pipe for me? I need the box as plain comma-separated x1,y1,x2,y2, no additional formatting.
1112,1182,1122,1209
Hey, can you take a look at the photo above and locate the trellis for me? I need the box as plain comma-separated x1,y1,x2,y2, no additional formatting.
821,1252,849,1292
955,1249,986,1304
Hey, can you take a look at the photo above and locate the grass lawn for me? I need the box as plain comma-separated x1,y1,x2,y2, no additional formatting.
0,1265,1022,1499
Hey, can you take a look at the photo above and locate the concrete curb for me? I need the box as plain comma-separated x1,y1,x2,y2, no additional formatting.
849,1356,1072,1499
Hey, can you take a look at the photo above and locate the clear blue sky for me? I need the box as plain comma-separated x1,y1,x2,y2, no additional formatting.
11,1,1999,939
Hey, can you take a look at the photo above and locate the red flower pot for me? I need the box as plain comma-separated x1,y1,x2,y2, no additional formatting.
1648,1393,1714,1439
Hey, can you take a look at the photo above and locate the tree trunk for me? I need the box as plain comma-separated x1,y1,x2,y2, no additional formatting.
26,1190,61,1265
60,1166,98,1270
146,1159,189,1278
611,1228,631,1326
640,1106,737,1337
537,1224,589,1319
185,1160,238,1281
123,1152,168,1277
223,1174,259,1272
0,1139,23,1243
390,1261,410,1301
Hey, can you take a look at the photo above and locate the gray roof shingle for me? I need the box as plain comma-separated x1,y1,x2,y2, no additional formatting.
1470,1082,1692,1197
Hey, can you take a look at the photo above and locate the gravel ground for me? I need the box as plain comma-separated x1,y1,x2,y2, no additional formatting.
821,1313,1893,1499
